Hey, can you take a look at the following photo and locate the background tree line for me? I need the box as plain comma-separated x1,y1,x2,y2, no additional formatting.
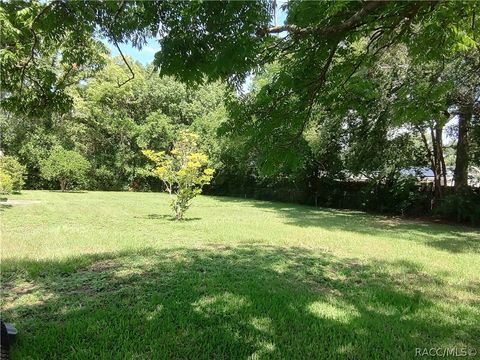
1,56,227,191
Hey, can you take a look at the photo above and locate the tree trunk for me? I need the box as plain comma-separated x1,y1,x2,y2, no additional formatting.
60,179,67,192
418,128,437,203
429,124,445,200
435,124,447,187
454,105,472,192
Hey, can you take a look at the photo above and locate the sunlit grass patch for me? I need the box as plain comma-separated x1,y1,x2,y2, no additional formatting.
307,299,359,324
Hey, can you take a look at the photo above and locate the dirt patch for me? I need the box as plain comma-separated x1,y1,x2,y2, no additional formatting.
1,199,41,205
85,259,119,272
10,282,38,295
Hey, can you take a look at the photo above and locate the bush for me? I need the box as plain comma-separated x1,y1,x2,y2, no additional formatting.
435,190,480,225
40,147,90,191
371,176,431,216
0,172,13,194
0,156,26,192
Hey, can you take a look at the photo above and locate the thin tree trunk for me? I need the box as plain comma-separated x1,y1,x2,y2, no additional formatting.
418,127,438,205
435,122,447,187
60,179,67,192
455,104,472,192
429,125,443,199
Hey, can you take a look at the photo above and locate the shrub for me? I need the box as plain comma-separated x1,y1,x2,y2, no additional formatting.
0,172,13,194
40,147,90,191
143,131,214,220
384,176,431,216
0,156,26,192
435,190,480,225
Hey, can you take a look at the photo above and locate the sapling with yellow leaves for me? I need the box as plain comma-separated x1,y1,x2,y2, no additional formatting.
143,131,214,220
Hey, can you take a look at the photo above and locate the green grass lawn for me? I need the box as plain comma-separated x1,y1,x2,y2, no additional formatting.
1,190,479,359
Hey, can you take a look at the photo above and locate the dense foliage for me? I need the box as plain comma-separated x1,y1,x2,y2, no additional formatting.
40,147,90,191
0,56,226,191
0,155,26,193
0,172,13,195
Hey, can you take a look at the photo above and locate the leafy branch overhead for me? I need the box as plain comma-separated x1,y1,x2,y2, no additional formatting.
2,1,476,114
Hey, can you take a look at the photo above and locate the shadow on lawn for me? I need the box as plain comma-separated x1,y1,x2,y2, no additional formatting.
48,190,88,193
215,197,480,254
134,214,201,221
2,245,478,359
0,204,12,212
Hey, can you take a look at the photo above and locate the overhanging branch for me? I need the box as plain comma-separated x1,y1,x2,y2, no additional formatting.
114,39,135,87
257,1,386,37
111,0,135,87
20,1,58,94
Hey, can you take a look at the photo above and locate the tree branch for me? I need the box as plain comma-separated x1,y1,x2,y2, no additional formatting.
290,42,340,145
257,1,386,37
114,39,135,87
19,1,58,94
110,0,135,87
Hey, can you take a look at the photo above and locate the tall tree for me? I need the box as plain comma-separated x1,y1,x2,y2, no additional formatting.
445,53,480,191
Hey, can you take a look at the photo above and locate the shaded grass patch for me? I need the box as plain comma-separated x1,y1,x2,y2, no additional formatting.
1,245,479,359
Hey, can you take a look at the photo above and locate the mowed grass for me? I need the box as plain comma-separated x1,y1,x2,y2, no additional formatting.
1,191,479,359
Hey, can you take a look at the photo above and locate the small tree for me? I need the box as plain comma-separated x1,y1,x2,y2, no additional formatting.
0,156,26,192
143,131,214,220
40,147,90,191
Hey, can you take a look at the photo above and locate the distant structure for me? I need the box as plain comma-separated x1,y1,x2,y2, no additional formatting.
400,167,455,187
343,166,480,188
400,167,479,188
